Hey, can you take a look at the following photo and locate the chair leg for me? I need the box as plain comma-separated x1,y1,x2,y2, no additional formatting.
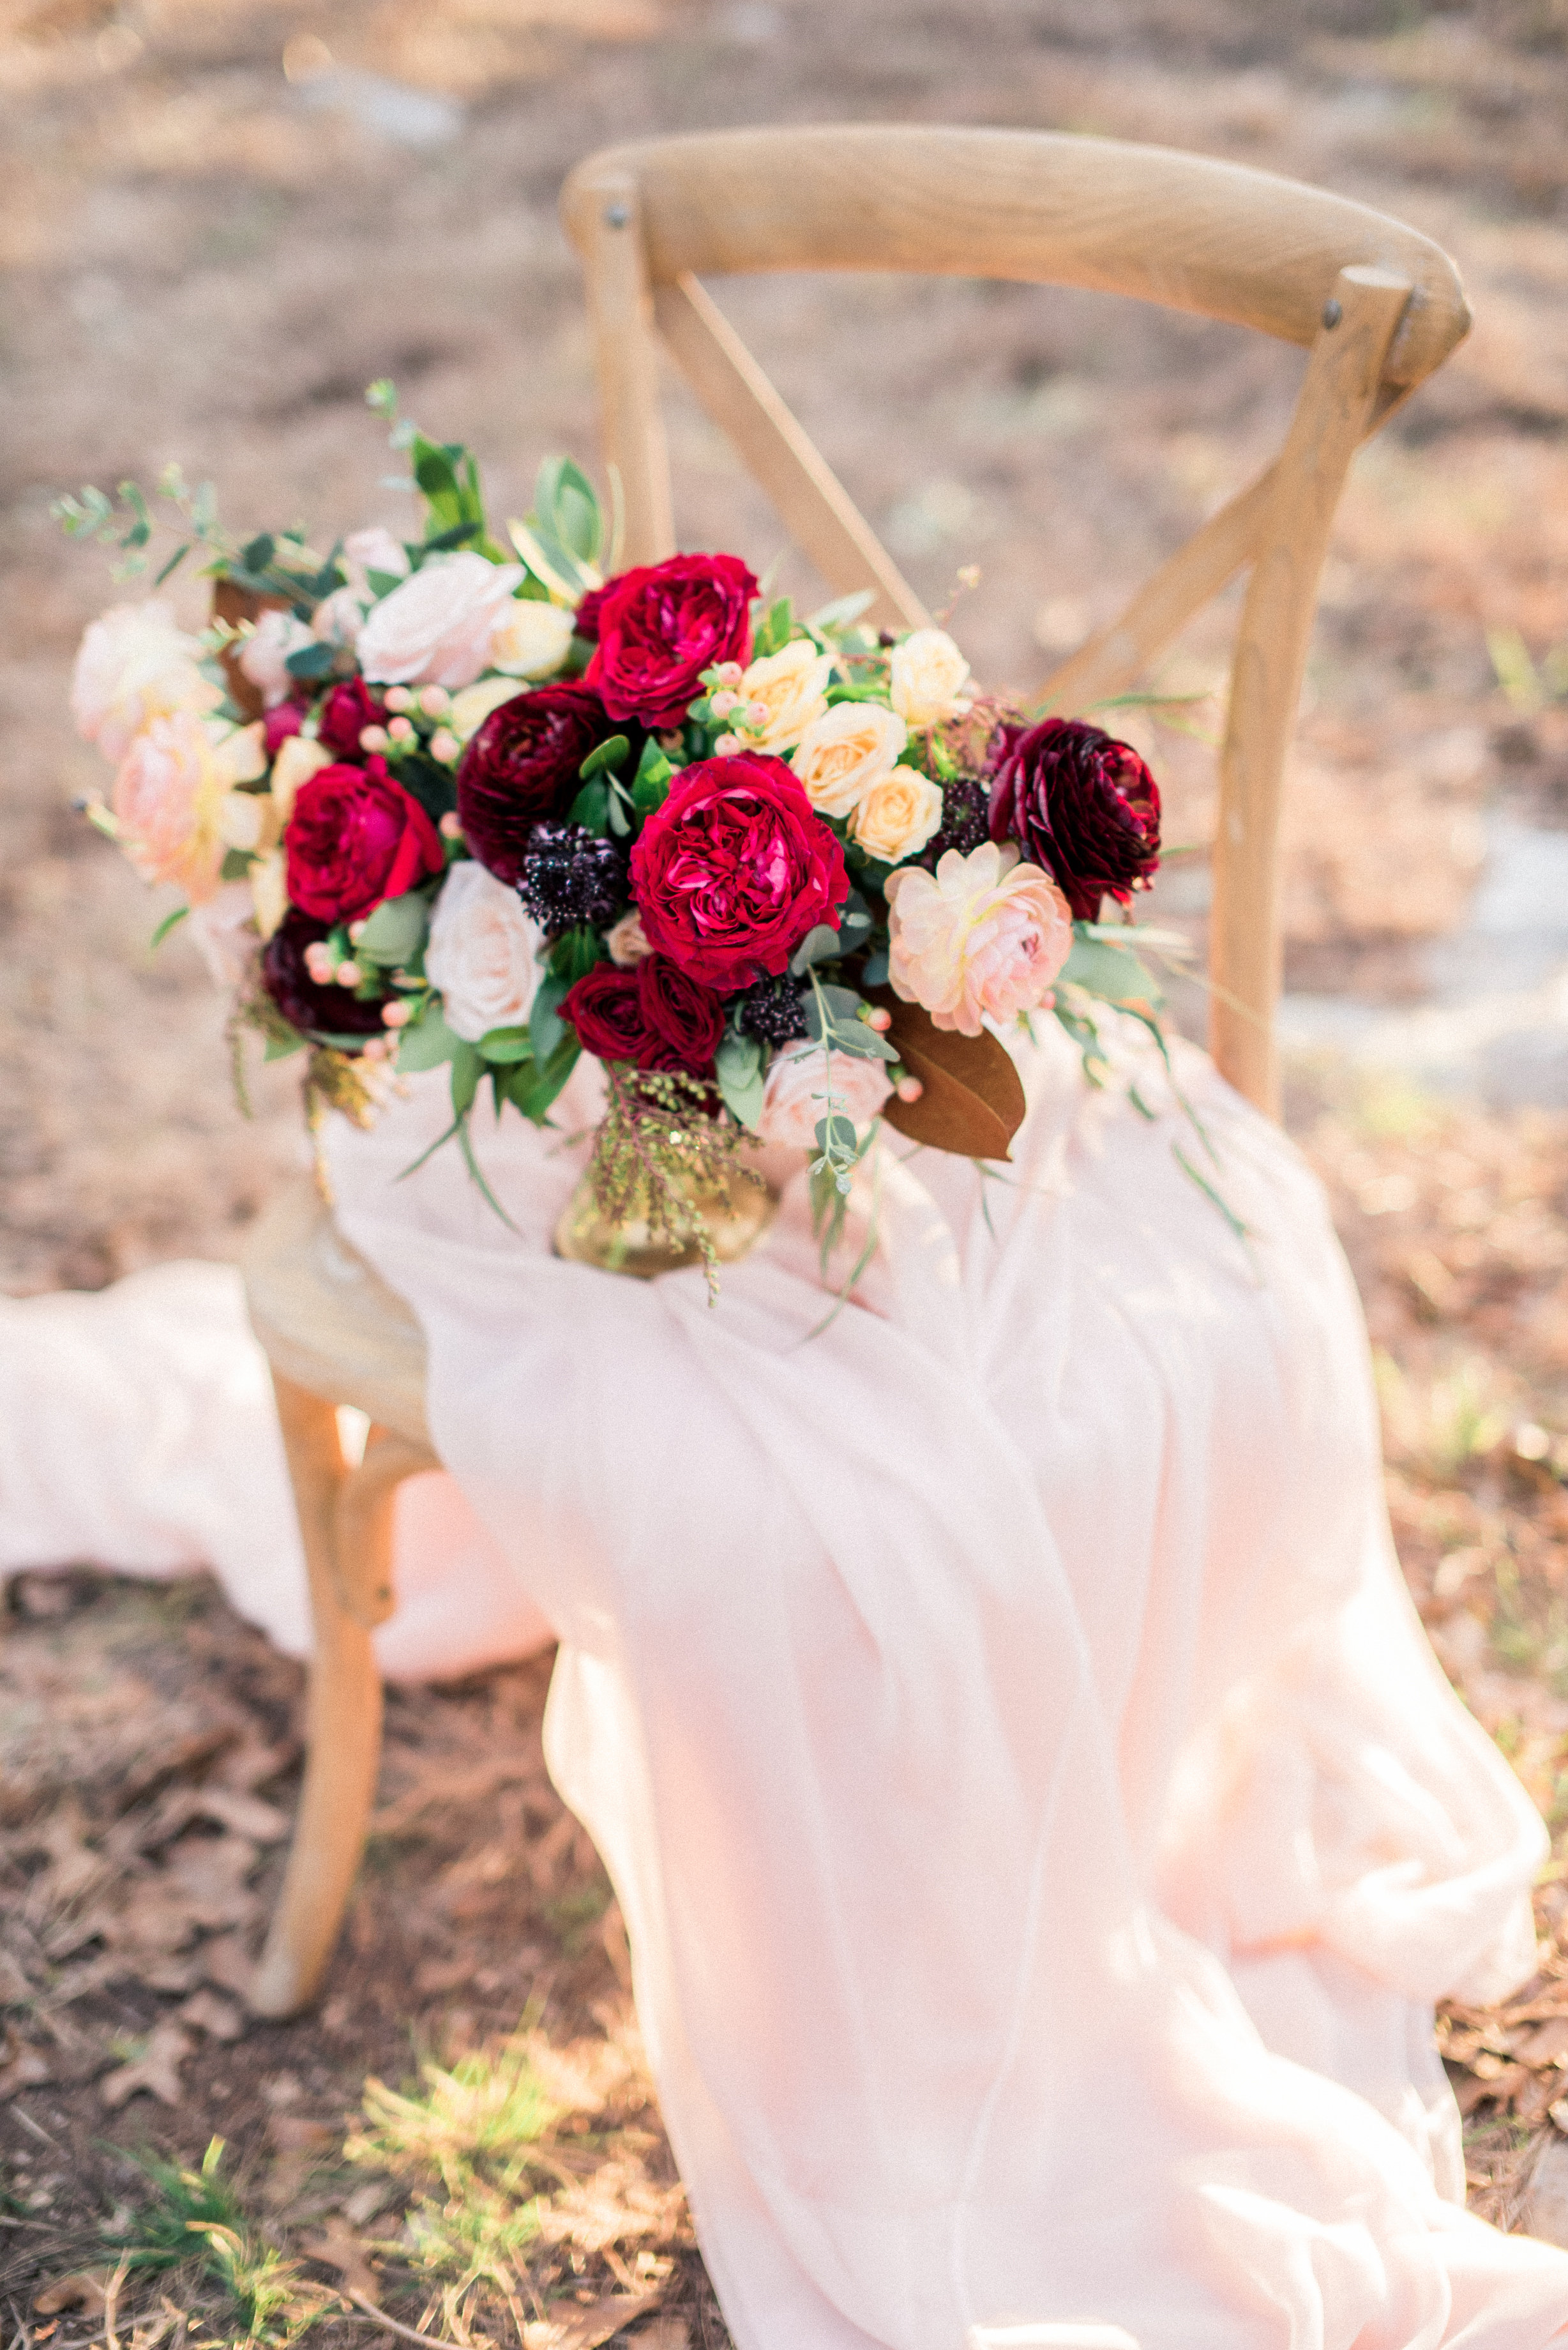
250,1372,385,2020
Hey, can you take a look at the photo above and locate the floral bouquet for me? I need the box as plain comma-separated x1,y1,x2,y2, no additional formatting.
59,386,1175,1285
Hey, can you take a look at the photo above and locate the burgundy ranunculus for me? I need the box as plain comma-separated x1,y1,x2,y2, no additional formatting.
317,676,381,759
637,955,726,1077
456,681,617,887
262,909,388,1045
629,753,848,993
284,754,444,925
561,964,647,1063
264,699,305,757
988,717,1161,921
586,554,758,730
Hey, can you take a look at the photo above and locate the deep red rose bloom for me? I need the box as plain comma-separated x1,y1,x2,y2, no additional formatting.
317,676,381,759
561,955,727,1078
456,681,617,886
988,716,1161,921
262,909,388,1047
637,954,726,1076
629,753,848,992
561,964,646,1063
586,553,758,729
264,699,305,757
284,755,444,925
572,584,608,642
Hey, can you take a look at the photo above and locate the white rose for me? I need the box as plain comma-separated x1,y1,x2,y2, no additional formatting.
342,527,410,600
889,627,971,729
734,639,833,754
356,552,525,690
448,674,525,743
312,586,367,649
423,860,541,1043
849,765,945,863
606,909,653,966
71,600,216,763
269,732,333,823
488,598,575,680
758,1036,892,1149
790,701,907,818
238,609,314,708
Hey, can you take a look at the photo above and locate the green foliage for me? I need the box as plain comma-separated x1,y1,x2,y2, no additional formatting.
587,1065,759,1301
716,1027,766,1130
103,2139,321,2344
349,2043,557,2199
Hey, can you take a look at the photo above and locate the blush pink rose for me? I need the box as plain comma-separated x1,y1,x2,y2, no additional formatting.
110,708,229,903
884,840,1071,1036
72,600,215,762
758,1036,893,1148
356,551,525,690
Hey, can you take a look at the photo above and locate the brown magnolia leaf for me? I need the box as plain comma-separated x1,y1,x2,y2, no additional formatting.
866,989,1025,1162
100,2020,192,2109
1515,2015,1568,2068
300,2218,379,2307
524,2291,663,2350
33,2273,109,2317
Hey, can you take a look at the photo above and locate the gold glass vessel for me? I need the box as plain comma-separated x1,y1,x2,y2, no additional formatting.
553,1164,780,1279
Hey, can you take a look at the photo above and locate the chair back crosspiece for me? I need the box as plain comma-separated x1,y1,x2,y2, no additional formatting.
560,126,1469,1117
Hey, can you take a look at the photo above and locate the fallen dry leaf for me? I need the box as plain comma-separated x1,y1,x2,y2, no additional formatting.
198,1929,256,1998
33,2273,109,2317
523,2290,663,2350
630,2322,690,2350
0,2035,52,2095
100,2020,192,2108
300,2217,379,2305
178,1986,244,2040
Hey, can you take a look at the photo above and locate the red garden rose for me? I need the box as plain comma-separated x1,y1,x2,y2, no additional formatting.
988,716,1161,921
571,584,608,642
283,755,444,924
585,554,758,730
262,909,389,1045
456,681,619,887
561,954,727,1079
264,699,305,757
629,752,849,992
317,676,381,759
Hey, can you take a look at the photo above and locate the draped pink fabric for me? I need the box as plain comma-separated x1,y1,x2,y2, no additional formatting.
301,1018,1568,2349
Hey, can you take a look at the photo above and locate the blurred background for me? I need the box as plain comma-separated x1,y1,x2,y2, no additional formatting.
6,0,1568,2324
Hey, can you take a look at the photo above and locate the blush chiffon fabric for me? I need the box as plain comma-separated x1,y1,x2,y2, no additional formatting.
6,1015,1568,2344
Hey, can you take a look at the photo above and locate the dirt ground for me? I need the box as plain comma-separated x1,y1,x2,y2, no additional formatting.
4,0,1568,2342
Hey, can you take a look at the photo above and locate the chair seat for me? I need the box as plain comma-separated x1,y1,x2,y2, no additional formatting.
239,1176,430,1448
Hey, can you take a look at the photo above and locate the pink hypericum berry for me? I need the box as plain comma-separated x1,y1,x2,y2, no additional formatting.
745,700,770,728
360,1034,390,1061
335,960,362,988
863,1006,892,1033
710,690,738,717
418,685,449,717
304,942,335,983
712,662,743,688
359,724,390,753
439,811,464,839
429,729,460,764
895,1076,924,1103
387,715,416,743
384,686,413,713
381,1000,412,1028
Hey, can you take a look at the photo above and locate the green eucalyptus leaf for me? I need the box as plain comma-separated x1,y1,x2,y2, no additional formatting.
285,641,336,680
1057,931,1163,1012
530,974,568,1062
450,1042,483,1119
354,890,430,968
579,733,631,782
264,1031,308,1063
569,778,610,834
548,926,601,983
715,1028,766,1131
398,1004,460,1073
789,923,841,977
478,1025,534,1065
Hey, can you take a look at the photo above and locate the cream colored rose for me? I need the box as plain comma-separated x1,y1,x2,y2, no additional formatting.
110,709,230,904
889,628,971,728
342,526,410,600
356,552,525,690
885,840,1071,1037
758,1037,893,1149
448,674,525,743
734,639,833,754
269,732,333,824
186,881,259,990
250,848,288,940
237,609,314,708
790,701,907,819
848,766,944,863
607,909,653,966
72,600,216,763
488,597,575,680
423,860,542,1043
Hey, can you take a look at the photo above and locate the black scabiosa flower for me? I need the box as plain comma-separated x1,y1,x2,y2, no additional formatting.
516,822,626,932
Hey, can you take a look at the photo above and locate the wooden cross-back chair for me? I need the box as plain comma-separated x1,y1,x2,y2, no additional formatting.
240,125,1468,2020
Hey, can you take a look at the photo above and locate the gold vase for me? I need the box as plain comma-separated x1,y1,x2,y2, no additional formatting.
553,1162,779,1279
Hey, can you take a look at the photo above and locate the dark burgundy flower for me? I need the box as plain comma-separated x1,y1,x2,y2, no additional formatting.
988,717,1161,921
262,909,388,1046
284,755,444,925
561,963,646,1063
637,955,726,1077
456,682,618,886
629,753,848,993
926,773,990,863
264,700,305,757
586,554,758,729
317,676,381,759
516,822,626,932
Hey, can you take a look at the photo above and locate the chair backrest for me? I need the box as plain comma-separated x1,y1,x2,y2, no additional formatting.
559,126,1469,1116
